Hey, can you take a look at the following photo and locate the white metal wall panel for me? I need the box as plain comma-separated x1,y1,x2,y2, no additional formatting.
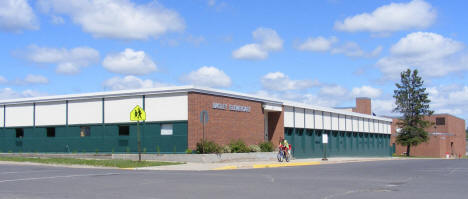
358,117,364,132
35,102,66,126
352,117,358,132
381,121,385,134
323,112,331,130
364,119,369,133
145,93,188,122
105,96,142,124
374,120,379,134
284,106,294,128
377,121,381,134
0,106,3,127
5,104,33,127
370,119,375,133
305,109,314,129
294,108,305,128
68,99,103,125
386,122,390,134
314,110,323,129
339,114,346,131
345,116,352,131
331,113,339,131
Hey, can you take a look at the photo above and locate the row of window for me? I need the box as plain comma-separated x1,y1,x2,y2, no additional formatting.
13,124,173,138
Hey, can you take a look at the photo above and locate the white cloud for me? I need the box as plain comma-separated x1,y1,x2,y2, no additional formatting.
252,27,283,51
102,48,157,75
0,76,7,84
232,27,282,60
331,42,382,57
297,36,337,52
181,66,231,88
334,0,436,33
38,0,185,40
372,99,396,116
232,44,268,60
24,74,49,84
51,15,64,24
24,45,100,75
261,72,319,91
376,32,467,80
351,86,382,98
0,0,38,32
103,76,168,91
0,87,46,100
319,85,348,98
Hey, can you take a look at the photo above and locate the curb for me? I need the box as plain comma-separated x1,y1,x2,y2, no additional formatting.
253,161,321,168
212,165,238,170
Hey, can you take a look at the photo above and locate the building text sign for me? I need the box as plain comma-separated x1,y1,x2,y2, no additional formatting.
212,102,251,112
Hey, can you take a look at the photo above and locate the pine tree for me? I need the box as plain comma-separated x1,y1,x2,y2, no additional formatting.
393,69,433,156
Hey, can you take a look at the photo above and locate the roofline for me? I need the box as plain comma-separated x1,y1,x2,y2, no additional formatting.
283,100,393,122
0,85,283,106
0,85,392,122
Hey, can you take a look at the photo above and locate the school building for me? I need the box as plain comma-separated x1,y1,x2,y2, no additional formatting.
0,86,393,158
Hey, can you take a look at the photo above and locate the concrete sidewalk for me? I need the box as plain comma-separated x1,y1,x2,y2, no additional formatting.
130,157,398,171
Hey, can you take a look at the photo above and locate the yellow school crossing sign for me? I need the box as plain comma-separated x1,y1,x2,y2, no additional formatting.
130,105,146,121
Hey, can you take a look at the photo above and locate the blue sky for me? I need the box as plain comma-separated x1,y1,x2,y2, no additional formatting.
1,0,467,126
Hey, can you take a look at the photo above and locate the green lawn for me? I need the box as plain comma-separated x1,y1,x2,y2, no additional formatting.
0,156,182,168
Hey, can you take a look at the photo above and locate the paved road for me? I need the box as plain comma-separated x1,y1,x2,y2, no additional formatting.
0,159,467,199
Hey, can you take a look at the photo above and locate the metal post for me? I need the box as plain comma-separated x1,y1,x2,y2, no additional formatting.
137,120,141,161
322,131,328,161
202,115,205,154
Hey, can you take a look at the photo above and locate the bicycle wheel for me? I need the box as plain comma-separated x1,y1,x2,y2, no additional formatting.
285,153,290,162
277,151,283,162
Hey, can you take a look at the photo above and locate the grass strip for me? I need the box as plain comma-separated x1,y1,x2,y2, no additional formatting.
0,156,182,168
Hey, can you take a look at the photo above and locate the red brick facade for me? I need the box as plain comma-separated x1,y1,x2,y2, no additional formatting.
352,97,371,115
391,114,466,158
187,92,283,149
267,111,284,146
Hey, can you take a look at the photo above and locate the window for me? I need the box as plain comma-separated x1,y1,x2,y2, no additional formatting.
80,126,90,137
47,127,55,137
436,117,445,125
119,126,130,136
161,124,173,135
16,128,24,138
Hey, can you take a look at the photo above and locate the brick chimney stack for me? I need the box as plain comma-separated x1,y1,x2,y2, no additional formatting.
352,97,371,115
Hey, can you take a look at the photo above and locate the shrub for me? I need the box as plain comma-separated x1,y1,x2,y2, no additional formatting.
185,149,193,154
249,145,261,152
196,140,222,154
223,145,232,153
229,139,250,153
259,141,274,152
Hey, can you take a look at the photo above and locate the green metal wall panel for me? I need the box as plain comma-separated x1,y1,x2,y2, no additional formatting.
0,121,187,153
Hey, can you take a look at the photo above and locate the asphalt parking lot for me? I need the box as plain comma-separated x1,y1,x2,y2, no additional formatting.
1,159,467,199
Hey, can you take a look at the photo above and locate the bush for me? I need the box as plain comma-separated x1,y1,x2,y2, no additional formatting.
185,149,193,154
229,139,250,153
196,140,222,154
259,141,274,152
223,145,232,153
249,145,261,152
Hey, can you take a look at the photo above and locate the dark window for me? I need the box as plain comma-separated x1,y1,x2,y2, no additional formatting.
119,126,130,136
80,126,91,137
16,128,24,138
436,117,445,125
47,127,55,137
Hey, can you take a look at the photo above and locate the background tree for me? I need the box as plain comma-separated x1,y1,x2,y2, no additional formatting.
393,69,433,156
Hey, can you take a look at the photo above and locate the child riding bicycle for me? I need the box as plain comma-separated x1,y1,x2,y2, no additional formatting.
278,137,291,158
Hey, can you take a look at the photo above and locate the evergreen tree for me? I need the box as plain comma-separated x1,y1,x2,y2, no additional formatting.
393,69,433,156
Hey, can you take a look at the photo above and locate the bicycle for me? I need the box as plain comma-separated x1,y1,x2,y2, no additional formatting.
277,147,290,162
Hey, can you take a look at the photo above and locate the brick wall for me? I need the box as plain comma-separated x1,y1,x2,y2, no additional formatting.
268,111,284,146
391,114,466,158
187,92,266,149
352,97,371,115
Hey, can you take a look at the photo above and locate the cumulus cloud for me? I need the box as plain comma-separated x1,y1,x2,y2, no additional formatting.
232,27,283,60
376,32,467,80
427,85,468,116
351,86,382,98
334,0,436,33
319,85,348,98
0,76,7,84
181,66,231,88
0,0,38,32
103,76,168,91
0,87,46,100
261,72,319,91
24,45,100,75
297,36,337,52
331,42,382,57
38,0,185,40
102,48,157,76
24,74,49,84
